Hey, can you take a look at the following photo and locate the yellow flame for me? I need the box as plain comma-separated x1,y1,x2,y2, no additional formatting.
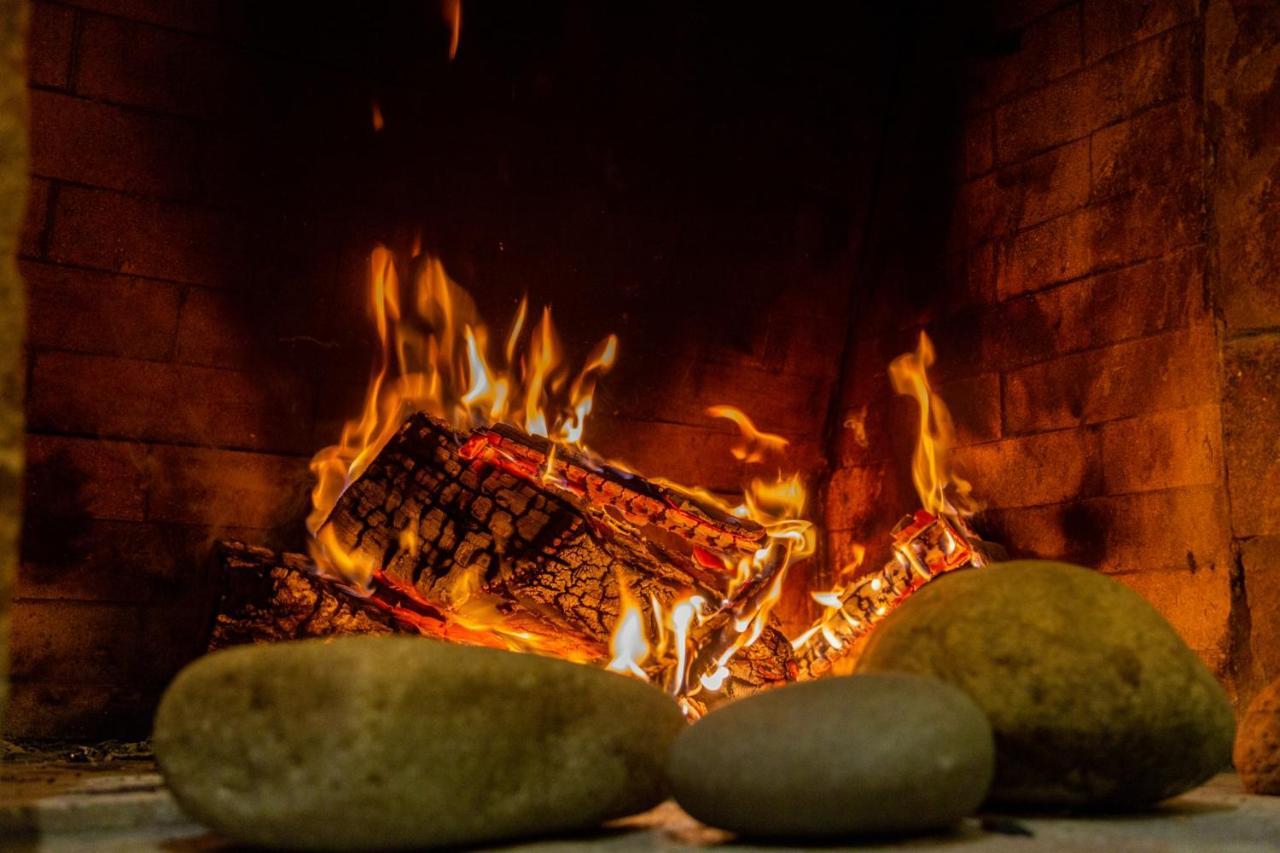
307,248,617,586
887,332,977,519
707,404,790,463
607,583,650,681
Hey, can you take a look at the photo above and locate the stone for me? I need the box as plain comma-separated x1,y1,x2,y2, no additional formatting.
1235,677,1280,795
667,673,994,838
0,0,30,730
856,560,1236,808
154,637,684,851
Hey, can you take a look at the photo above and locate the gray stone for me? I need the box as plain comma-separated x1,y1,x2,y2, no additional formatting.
857,560,1236,809
1235,676,1280,795
154,637,684,851
667,673,994,838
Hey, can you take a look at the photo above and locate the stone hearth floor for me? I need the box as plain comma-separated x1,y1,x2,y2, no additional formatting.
2,743,1278,851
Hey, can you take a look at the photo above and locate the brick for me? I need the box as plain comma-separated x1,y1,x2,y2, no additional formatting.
76,14,250,120
8,600,141,684
20,177,50,258
990,248,1206,368
996,183,1200,298
967,241,997,306
601,355,829,439
30,91,203,199
963,112,994,177
1084,0,1199,62
4,682,150,738
586,417,749,493
1207,1,1280,333
60,0,224,34
173,286,256,370
18,519,208,602
954,428,1102,508
1241,535,1280,684
977,3,1083,105
985,483,1232,576
1222,333,1280,537
937,371,1002,446
996,26,1194,163
28,351,315,453
48,185,246,286
825,462,910,537
23,260,181,360
146,444,310,529
963,139,1091,246
1091,98,1200,201
24,434,149,522
1003,325,1219,433
28,1,75,89
1114,567,1231,669
1101,404,1223,495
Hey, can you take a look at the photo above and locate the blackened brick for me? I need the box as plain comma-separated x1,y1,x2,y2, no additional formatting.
23,260,181,360
28,1,75,89
30,91,202,198
27,351,315,454
24,434,149,522
1222,333,1280,537
146,444,310,529
1084,0,1199,62
48,185,246,286
953,428,1102,508
75,14,250,120
1002,324,1219,433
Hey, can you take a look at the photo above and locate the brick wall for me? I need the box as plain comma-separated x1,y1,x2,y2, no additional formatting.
12,3,890,735
12,0,314,736
825,0,1264,693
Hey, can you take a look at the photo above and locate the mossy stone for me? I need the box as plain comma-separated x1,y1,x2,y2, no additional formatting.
856,560,1235,808
668,673,994,838
154,637,684,850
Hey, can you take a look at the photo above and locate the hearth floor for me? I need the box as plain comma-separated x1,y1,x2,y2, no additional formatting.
2,743,1277,851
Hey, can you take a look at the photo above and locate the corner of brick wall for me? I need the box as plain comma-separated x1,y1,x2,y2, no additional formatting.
824,0,1247,684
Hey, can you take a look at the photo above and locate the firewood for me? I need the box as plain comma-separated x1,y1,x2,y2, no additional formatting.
209,541,397,649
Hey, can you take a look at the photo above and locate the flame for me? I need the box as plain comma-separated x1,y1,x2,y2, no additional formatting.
607,583,650,680
707,404,789,463
887,332,977,520
307,248,617,587
441,0,462,60
371,101,384,132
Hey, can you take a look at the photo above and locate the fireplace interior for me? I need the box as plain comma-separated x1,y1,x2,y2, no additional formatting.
3,0,1280,848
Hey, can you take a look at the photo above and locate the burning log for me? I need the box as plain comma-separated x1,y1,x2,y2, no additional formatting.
209,541,397,649
212,413,796,702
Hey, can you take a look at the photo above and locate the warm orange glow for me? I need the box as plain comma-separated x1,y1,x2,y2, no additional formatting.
307,248,618,589
887,332,977,521
441,0,462,60
371,101,384,132
707,404,790,463
607,583,650,680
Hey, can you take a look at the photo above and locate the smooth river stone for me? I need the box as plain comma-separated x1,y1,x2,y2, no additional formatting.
668,673,995,838
857,560,1236,809
154,637,684,851
1235,677,1280,795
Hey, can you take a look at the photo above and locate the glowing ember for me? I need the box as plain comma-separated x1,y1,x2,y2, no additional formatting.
305,247,985,707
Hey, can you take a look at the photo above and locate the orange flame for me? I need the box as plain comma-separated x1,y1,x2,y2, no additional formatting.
887,332,977,521
707,404,790,463
307,248,618,588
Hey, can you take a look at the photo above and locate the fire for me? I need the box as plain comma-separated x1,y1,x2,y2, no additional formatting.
306,248,618,589
886,332,977,520
307,244,979,707
790,331,985,667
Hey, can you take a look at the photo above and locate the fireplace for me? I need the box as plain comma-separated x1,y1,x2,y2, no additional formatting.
3,0,1279,782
